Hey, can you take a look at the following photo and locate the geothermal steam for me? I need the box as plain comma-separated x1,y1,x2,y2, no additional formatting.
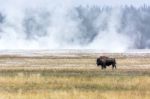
0,0,149,52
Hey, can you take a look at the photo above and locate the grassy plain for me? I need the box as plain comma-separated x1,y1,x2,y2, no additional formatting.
0,52,149,99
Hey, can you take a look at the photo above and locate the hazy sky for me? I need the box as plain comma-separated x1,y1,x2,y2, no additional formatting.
0,0,149,12
0,0,150,7
75,0,150,6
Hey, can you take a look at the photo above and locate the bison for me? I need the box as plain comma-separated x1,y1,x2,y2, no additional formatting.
96,56,116,69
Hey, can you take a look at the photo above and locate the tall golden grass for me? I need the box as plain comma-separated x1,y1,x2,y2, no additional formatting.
0,69,149,99
0,54,149,99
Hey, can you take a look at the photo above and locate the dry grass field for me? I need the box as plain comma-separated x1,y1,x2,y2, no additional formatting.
0,51,149,99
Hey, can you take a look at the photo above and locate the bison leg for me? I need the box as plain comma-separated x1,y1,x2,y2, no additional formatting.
103,63,106,69
112,64,116,69
114,64,116,69
101,64,106,70
101,66,103,69
101,65,104,69
104,65,106,69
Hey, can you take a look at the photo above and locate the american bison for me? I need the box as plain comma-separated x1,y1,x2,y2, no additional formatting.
96,56,116,69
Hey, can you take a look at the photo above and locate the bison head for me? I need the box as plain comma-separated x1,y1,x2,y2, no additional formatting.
96,58,102,66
